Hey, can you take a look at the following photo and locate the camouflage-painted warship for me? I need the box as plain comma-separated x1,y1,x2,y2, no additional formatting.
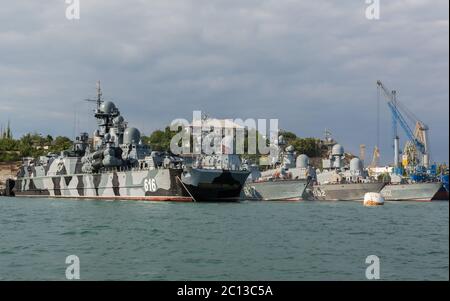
242,136,312,201
303,143,385,201
10,83,250,202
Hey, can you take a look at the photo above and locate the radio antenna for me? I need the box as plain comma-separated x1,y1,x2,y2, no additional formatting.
84,80,103,110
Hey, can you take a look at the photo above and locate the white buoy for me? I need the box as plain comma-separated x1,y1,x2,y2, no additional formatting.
364,192,385,206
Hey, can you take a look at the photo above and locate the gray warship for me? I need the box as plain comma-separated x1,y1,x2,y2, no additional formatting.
381,182,442,201
10,83,250,202
304,144,385,201
242,136,312,201
379,172,442,201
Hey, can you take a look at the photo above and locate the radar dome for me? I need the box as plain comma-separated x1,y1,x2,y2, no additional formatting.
331,144,344,156
296,154,310,168
113,115,124,125
99,101,116,114
123,127,141,145
350,157,363,171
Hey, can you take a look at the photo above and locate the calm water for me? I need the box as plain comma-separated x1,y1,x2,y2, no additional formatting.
0,197,448,281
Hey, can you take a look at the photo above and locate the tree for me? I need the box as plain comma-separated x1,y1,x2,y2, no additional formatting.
51,136,72,153
280,130,321,157
0,133,73,162
6,120,12,139
0,121,13,139
142,126,179,152
281,131,297,142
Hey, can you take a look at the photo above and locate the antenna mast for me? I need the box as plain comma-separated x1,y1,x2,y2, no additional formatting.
96,80,102,110
85,80,104,110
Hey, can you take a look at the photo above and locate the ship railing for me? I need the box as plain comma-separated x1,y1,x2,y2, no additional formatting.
99,164,162,174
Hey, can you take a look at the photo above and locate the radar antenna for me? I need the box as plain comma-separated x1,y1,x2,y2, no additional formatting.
84,80,103,110
324,128,333,143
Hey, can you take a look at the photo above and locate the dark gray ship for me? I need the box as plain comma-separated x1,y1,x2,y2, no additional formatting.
10,82,250,202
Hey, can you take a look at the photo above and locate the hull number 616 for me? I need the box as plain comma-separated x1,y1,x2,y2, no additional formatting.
144,178,157,192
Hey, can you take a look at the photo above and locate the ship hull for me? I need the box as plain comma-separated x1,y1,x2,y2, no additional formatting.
13,168,192,202
381,182,443,201
432,186,449,200
307,182,386,201
181,168,250,202
242,179,308,201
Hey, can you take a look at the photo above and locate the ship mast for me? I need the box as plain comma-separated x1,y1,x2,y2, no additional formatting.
96,80,102,110
85,80,104,111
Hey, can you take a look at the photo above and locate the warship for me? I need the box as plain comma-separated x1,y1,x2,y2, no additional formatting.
242,136,312,201
433,171,449,200
376,167,443,201
304,143,385,201
9,82,250,202
381,181,442,201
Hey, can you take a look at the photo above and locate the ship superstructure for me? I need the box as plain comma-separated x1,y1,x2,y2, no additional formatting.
243,135,312,201
305,143,385,201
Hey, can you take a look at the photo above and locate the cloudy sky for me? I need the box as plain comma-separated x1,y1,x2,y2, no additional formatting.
0,0,448,163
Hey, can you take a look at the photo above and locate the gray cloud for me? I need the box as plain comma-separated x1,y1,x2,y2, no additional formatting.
0,0,448,163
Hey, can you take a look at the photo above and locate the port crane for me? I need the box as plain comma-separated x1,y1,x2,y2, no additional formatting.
376,80,430,173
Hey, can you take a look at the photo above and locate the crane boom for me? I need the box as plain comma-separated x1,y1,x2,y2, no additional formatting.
376,80,429,169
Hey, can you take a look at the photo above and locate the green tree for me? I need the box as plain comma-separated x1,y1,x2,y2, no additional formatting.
51,136,72,153
280,130,320,157
46,135,53,144
142,126,179,152
0,132,73,162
